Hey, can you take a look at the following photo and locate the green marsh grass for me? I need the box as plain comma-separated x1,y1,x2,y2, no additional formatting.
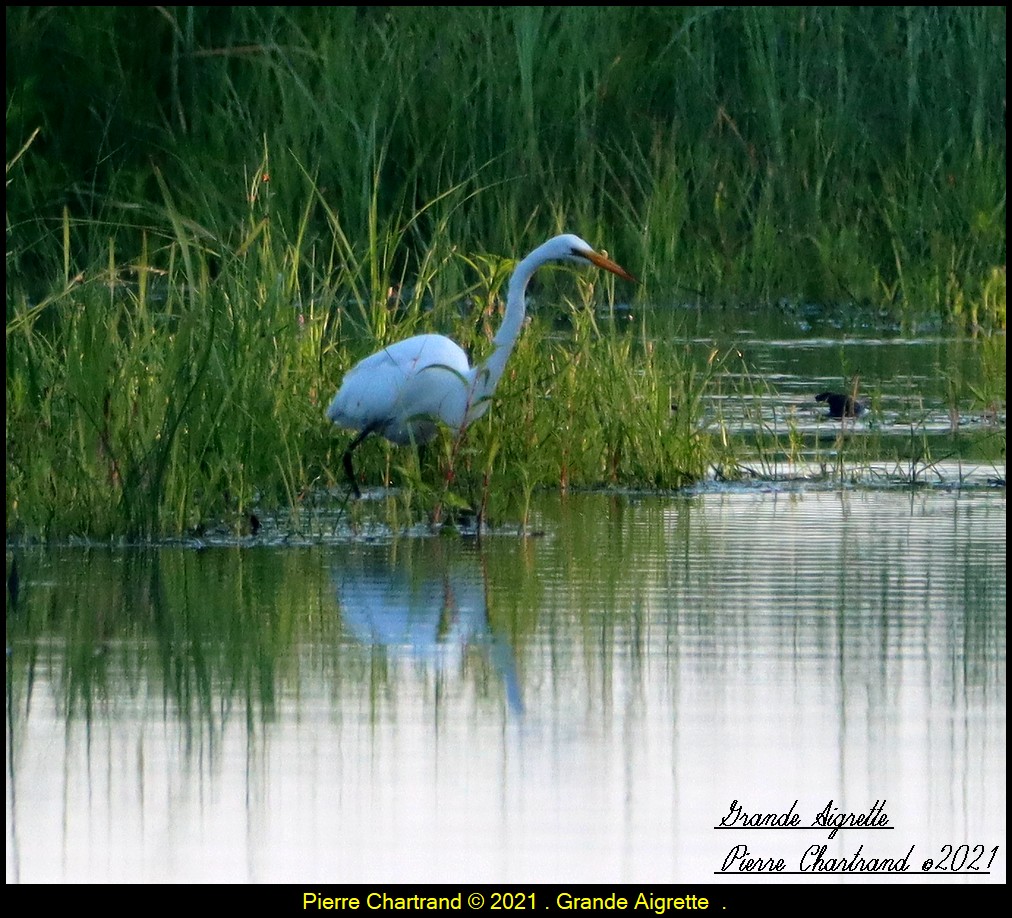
6,7,1005,537
5,170,710,538
7,7,1004,319
6,167,1004,539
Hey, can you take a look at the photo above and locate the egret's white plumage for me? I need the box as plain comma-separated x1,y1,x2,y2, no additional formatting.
327,233,636,495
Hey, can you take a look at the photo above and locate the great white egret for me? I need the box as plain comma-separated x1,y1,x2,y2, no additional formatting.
327,233,636,496
815,391,868,419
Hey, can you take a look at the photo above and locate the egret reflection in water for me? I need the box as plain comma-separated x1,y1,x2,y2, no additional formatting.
331,539,523,714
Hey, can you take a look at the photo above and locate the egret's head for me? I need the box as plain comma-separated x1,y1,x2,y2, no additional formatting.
543,233,638,282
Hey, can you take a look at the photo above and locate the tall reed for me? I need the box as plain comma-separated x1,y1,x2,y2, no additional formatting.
6,7,1004,320
5,7,1005,537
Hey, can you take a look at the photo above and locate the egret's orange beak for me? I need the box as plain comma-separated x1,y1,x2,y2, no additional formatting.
585,249,638,283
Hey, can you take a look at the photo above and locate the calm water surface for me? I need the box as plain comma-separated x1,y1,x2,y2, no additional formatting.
6,487,1005,884
6,324,1005,883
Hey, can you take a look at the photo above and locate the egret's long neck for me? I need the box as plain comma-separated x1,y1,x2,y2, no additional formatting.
474,245,545,400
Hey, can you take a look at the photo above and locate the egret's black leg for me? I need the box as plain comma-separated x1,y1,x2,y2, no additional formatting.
342,449,361,498
343,428,374,499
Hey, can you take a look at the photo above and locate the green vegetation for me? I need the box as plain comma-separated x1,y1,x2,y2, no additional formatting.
5,7,1006,539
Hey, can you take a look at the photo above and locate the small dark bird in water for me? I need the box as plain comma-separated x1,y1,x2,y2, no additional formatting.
816,391,868,419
